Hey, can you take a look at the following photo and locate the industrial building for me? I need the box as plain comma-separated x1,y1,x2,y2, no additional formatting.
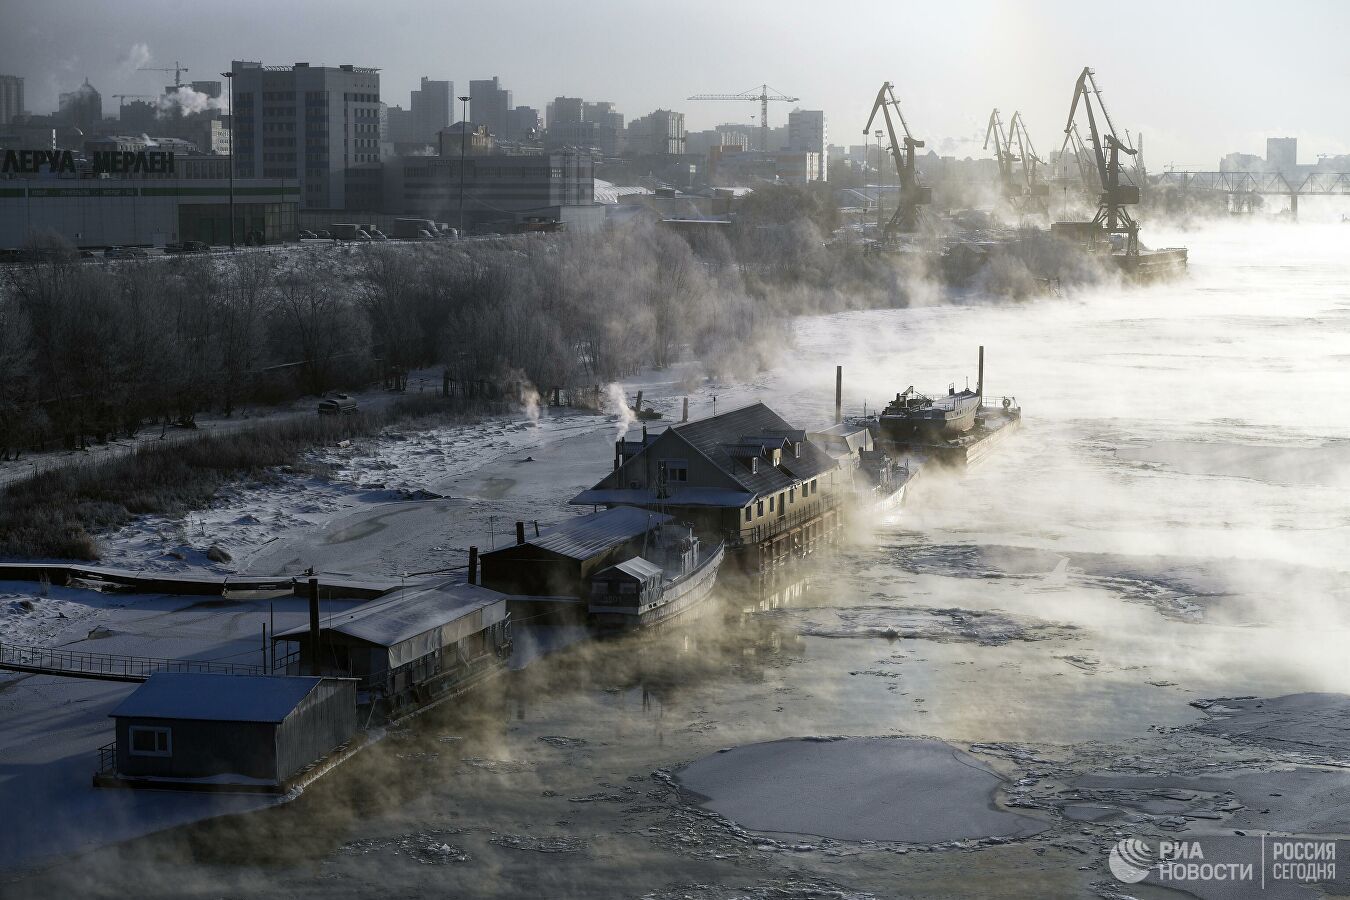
0,175,299,248
0,75,23,126
229,61,383,210
479,507,674,599
98,673,358,791
382,151,601,232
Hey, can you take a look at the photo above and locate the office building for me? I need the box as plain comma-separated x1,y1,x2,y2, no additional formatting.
230,61,383,210
469,76,512,140
787,109,827,181
548,97,584,129
507,106,541,140
0,75,24,126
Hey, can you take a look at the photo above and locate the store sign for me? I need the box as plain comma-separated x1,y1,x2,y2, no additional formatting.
1,149,177,175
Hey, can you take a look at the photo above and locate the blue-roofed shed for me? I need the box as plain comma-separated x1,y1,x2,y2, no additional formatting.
103,673,358,790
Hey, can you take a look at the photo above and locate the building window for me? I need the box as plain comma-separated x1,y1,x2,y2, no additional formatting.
744,507,752,523
663,461,688,483
769,496,775,512
128,726,172,757
789,487,795,504
757,499,765,517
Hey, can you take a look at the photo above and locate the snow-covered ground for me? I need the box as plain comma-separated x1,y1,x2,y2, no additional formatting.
0,358,772,872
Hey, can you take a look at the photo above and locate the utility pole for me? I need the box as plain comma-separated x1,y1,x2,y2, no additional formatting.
457,95,470,239
221,70,236,249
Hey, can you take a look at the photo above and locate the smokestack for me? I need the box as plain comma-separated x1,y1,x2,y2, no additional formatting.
977,346,984,403
635,390,643,415
615,439,622,470
307,577,321,676
516,521,526,545
682,397,689,423
835,365,843,424
468,546,478,585
641,424,647,441
533,520,540,537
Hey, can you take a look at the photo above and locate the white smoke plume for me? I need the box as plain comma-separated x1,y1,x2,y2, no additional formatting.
158,87,223,116
518,382,542,429
603,382,635,440
117,42,151,77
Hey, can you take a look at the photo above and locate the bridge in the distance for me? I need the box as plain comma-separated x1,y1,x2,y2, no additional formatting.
1153,171,1350,215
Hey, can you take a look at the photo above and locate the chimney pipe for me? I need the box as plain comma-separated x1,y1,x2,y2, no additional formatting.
516,521,526,545
635,390,643,415
533,520,540,537
307,577,321,676
468,546,478,584
614,439,621,470
641,424,647,441
835,365,843,424
977,345,984,404
682,397,689,423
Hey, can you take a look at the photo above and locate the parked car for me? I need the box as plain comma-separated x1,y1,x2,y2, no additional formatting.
126,247,149,258
317,394,359,416
316,230,333,240
369,229,389,241
355,230,373,242
298,230,318,240
104,246,126,258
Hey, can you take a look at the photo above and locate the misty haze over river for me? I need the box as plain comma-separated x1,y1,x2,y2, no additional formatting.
7,217,1350,898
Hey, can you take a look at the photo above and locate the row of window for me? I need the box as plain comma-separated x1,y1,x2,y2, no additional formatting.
742,478,820,523
344,92,378,103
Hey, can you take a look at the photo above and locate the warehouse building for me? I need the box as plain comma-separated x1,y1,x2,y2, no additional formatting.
98,673,358,792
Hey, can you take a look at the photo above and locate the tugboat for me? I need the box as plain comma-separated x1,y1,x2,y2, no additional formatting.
587,524,725,633
877,347,985,443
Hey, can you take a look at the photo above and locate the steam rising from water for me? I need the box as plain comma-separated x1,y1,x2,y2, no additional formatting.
518,383,542,429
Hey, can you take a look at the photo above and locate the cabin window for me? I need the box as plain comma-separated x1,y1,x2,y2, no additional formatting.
756,499,765,517
662,460,688,482
744,507,752,523
129,726,172,757
619,583,637,594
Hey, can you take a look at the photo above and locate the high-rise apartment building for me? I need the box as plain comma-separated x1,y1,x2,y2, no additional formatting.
507,106,541,140
469,76,512,140
0,75,24,125
1266,137,1297,173
628,109,685,156
548,97,584,129
230,61,383,210
410,77,452,144
787,109,828,181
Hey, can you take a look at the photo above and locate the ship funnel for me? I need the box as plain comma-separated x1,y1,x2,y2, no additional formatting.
977,345,984,403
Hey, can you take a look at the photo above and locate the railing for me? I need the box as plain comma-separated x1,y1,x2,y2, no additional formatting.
97,741,117,774
735,496,843,548
0,641,265,683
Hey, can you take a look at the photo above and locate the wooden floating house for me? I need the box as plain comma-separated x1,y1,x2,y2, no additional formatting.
273,580,512,719
95,673,359,793
573,403,846,605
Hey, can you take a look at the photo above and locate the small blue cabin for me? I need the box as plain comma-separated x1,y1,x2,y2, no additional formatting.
101,673,358,790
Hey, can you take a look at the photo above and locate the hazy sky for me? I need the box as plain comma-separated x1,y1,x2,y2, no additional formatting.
5,0,1347,167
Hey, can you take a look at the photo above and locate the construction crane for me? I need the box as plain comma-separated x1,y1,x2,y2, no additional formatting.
1008,111,1049,216
686,84,799,152
139,60,190,88
1062,66,1140,253
984,109,1020,203
863,81,930,240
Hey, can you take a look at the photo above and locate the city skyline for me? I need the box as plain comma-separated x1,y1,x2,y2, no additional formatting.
3,0,1348,168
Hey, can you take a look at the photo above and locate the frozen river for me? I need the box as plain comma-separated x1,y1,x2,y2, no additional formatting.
6,219,1350,898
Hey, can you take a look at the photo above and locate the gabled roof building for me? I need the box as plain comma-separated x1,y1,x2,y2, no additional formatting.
573,403,846,601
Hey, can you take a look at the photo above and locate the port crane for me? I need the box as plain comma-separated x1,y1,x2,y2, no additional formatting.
1008,111,1049,216
864,81,931,240
1061,66,1140,254
686,84,799,152
139,61,190,89
984,109,1021,204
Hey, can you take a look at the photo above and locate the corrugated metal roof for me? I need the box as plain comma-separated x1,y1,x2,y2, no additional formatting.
509,507,671,561
572,487,754,508
275,580,506,648
605,557,664,582
110,673,323,723
664,403,838,497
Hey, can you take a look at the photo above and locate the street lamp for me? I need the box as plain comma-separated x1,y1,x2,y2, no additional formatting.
457,95,470,239
221,70,236,249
